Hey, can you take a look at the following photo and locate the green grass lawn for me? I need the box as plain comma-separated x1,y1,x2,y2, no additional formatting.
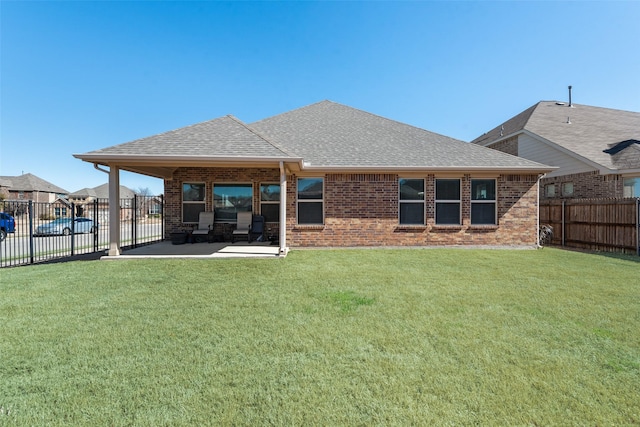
1,248,638,425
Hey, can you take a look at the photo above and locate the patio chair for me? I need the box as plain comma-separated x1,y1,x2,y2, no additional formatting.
191,211,215,243
232,211,252,243
250,215,265,242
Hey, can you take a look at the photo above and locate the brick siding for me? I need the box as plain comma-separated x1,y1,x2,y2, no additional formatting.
541,171,623,199
164,167,540,248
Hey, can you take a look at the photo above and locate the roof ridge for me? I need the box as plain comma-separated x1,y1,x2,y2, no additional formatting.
226,115,300,159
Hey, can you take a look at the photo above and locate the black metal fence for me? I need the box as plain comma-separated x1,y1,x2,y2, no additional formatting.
0,196,164,267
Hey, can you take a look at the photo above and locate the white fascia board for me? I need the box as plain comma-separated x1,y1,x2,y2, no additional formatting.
299,164,557,174
73,154,301,163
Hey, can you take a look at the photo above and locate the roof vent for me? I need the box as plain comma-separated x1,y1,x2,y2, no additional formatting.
500,125,504,137
568,85,574,107
556,102,566,106
566,116,571,124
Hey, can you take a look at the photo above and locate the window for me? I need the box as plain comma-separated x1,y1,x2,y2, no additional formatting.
471,179,496,225
182,183,206,223
213,183,253,223
435,179,460,225
260,183,280,222
54,207,68,217
399,178,425,225
297,177,323,224
623,177,639,198
562,182,574,197
545,184,556,197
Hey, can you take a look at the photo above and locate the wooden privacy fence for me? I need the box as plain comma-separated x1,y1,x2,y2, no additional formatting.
540,198,640,255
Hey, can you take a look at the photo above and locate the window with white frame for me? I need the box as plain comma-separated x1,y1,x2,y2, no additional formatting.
399,178,425,225
562,182,574,197
260,183,280,223
213,183,252,223
545,184,556,197
471,179,496,225
182,182,206,223
297,177,323,224
435,179,461,225
623,177,638,198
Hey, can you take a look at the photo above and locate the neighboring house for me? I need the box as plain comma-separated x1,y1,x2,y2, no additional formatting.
0,173,69,202
0,173,69,218
471,101,640,199
75,101,553,256
70,184,136,221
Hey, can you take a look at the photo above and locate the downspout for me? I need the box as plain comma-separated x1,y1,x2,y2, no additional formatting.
537,174,542,248
94,163,121,256
279,161,288,256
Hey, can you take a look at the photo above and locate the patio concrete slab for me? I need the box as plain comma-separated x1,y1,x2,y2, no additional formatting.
102,240,284,259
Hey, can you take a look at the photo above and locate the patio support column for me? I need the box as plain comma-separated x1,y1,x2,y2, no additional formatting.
279,161,287,255
108,166,121,256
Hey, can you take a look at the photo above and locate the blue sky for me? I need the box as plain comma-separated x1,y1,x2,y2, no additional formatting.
1,1,638,196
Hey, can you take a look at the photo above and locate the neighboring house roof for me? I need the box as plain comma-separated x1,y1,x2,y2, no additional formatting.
70,188,99,198
70,184,135,199
75,101,553,177
0,173,69,194
471,101,640,173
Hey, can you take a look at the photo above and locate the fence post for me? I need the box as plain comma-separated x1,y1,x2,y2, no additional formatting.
562,200,566,247
28,200,34,265
93,199,99,252
71,203,75,256
636,198,639,257
161,194,164,241
132,195,137,248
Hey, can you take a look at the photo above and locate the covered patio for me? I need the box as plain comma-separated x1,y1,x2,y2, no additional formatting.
103,240,284,260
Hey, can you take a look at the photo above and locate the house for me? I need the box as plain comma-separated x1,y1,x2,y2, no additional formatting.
70,184,137,220
471,101,640,199
74,101,554,256
0,173,69,219
0,173,69,202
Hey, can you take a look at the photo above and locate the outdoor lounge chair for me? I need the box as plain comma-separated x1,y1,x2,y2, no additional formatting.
191,211,215,243
232,211,252,243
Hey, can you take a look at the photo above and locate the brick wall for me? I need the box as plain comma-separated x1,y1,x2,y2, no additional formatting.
488,136,518,156
541,171,623,199
288,173,539,247
164,168,540,248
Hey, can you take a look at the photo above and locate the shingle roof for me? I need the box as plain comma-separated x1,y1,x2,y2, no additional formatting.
251,101,548,170
81,115,295,160
76,101,553,173
70,184,135,198
0,173,68,194
471,101,640,171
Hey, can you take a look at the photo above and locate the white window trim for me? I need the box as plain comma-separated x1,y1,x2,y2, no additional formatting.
296,177,324,225
212,182,254,224
182,182,206,224
545,184,556,197
399,178,425,225
435,178,461,225
260,182,280,222
471,178,497,225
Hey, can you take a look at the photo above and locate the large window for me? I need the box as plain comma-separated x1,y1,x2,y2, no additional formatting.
435,179,460,225
297,178,323,224
260,183,280,222
471,179,496,225
399,178,425,225
213,183,252,223
182,183,206,223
